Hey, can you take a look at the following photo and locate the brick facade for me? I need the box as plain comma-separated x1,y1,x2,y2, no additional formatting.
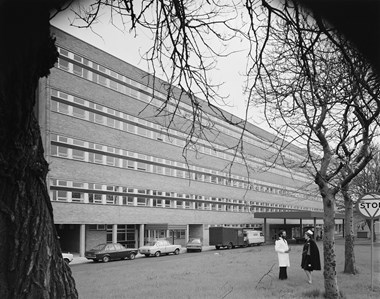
38,26,323,254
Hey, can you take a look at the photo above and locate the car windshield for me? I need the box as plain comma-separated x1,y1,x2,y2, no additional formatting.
91,244,106,251
189,239,201,244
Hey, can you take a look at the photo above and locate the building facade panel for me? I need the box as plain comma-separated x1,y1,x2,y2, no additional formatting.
38,27,325,255
52,202,256,225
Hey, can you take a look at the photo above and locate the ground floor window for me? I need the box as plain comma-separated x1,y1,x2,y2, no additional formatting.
106,224,137,248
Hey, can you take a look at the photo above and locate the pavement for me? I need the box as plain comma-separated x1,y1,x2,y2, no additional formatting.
69,246,216,265
69,237,379,265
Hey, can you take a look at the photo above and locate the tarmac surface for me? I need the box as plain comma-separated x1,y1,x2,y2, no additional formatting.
68,236,379,265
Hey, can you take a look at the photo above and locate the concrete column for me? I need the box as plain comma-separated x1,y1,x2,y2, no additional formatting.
67,192,72,203
263,218,267,242
185,225,189,242
112,224,117,243
79,224,86,257
139,224,145,247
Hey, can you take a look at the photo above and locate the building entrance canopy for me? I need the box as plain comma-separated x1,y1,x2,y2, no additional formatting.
254,211,345,242
254,211,345,220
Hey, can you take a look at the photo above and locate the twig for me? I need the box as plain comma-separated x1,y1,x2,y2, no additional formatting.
255,263,276,289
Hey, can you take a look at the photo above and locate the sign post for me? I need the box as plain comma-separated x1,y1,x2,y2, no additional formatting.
356,193,380,291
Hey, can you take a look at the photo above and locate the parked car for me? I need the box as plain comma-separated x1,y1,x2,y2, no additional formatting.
85,243,138,263
186,238,203,252
62,253,74,264
139,239,181,257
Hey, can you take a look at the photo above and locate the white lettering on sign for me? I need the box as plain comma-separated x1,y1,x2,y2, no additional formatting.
357,194,380,218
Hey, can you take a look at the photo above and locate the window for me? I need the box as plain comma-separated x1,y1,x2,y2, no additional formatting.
51,145,58,156
57,191,68,201
98,75,107,86
58,58,69,70
89,224,105,231
106,156,115,166
154,166,164,174
72,149,85,161
89,193,102,204
73,64,83,76
137,197,146,206
95,114,104,124
137,162,147,171
106,117,115,127
122,196,134,205
58,147,68,157
94,154,103,164
153,199,163,207
106,194,116,204
137,127,147,136
59,48,69,57
73,107,85,119
58,102,69,114
71,192,83,202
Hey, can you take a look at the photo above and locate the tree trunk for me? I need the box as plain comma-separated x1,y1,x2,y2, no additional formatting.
342,190,356,274
320,187,341,298
0,1,77,298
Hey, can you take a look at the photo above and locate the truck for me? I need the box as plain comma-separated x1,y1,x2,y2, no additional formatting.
243,229,265,246
209,227,246,249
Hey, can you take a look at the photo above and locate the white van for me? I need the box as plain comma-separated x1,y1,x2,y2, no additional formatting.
244,230,265,246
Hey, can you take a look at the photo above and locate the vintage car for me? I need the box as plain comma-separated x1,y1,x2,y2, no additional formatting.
138,239,181,257
62,252,74,264
186,238,203,252
85,243,138,263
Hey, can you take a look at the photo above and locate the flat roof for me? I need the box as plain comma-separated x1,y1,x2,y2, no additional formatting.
254,211,345,220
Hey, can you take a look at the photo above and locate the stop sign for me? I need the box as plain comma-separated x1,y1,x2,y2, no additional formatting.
357,193,380,219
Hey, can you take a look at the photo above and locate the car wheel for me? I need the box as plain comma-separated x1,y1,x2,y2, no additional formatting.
199,248,202,252
102,255,110,263
215,246,220,250
154,251,161,257
145,254,150,257
174,248,180,255
227,243,233,250
186,249,191,253
129,253,136,260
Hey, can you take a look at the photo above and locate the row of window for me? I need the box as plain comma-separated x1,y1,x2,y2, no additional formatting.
50,88,312,186
56,47,309,177
50,133,315,200
49,179,322,213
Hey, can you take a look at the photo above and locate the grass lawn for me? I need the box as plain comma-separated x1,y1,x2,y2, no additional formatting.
72,238,379,298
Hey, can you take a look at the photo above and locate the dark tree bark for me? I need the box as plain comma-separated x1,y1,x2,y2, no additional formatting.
316,177,340,298
0,1,77,298
341,188,356,274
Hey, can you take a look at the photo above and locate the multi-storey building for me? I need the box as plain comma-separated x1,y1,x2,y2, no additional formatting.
37,26,324,256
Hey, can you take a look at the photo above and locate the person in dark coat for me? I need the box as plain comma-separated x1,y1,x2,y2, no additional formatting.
301,230,321,284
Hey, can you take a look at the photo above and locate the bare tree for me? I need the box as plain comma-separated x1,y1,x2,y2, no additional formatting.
1,0,246,297
0,1,78,298
245,2,380,298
